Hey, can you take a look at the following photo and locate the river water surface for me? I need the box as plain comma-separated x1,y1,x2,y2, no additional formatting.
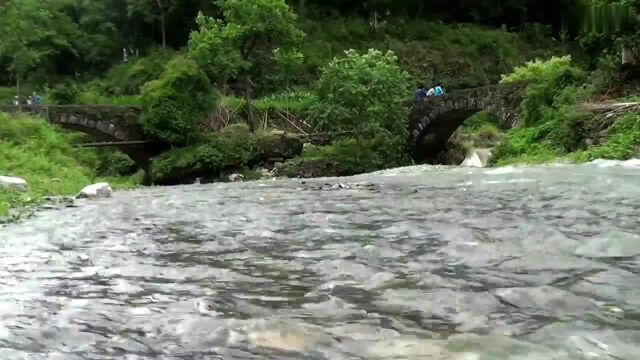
1,161,640,359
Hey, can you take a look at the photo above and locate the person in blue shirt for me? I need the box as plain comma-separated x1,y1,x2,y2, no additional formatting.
434,83,445,96
415,84,427,100
32,92,42,106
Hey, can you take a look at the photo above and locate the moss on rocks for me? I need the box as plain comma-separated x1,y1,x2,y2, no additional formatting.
150,124,257,184
257,132,304,161
276,133,410,178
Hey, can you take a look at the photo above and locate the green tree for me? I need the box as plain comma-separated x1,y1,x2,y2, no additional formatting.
140,55,218,144
310,49,411,138
188,0,304,129
0,0,76,100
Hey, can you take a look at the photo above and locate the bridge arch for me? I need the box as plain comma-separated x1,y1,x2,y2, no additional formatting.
409,83,525,163
0,105,166,173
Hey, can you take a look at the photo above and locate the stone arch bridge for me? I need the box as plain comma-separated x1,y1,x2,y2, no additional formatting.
0,105,166,173
409,82,526,163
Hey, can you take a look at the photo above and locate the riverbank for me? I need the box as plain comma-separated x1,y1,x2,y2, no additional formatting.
0,113,141,221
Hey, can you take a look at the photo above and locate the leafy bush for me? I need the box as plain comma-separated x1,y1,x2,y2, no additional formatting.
150,124,257,184
93,148,137,176
543,106,592,152
50,81,80,104
310,49,411,138
491,127,561,165
140,56,218,145
92,48,177,96
502,56,588,125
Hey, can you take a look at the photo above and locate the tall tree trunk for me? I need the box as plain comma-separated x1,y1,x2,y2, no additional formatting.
160,12,166,47
243,75,257,131
156,0,167,48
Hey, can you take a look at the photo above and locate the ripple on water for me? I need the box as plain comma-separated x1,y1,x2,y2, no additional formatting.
0,163,639,358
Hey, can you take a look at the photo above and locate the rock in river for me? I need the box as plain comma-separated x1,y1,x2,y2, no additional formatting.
461,148,493,168
0,176,28,192
228,174,244,182
76,182,112,199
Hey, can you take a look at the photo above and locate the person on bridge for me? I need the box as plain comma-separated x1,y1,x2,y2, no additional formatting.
434,83,446,96
415,84,427,100
32,92,42,106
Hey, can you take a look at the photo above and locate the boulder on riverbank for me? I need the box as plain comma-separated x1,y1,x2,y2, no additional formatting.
461,149,493,168
257,131,304,162
0,176,28,192
76,183,113,199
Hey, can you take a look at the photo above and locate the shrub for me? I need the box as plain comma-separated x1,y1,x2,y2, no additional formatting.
93,148,137,176
50,81,79,104
309,49,412,139
544,106,592,152
95,48,177,96
502,56,588,125
150,124,257,184
140,56,218,145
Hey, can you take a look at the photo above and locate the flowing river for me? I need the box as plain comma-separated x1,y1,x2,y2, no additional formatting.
1,160,640,359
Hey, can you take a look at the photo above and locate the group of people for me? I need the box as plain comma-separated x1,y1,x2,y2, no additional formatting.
415,83,446,100
13,92,42,106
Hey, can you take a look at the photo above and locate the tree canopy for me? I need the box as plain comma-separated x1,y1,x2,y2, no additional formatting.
188,0,303,127
0,0,635,88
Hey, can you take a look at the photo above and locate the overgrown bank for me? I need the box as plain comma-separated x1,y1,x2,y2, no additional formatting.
0,113,140,220
488,56,640,165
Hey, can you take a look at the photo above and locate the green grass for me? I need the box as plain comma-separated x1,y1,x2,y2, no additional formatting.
0,112,140,219
571,113,640,162
75,90,142,105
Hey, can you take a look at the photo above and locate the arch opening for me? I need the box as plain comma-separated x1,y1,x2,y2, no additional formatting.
411,108,482,163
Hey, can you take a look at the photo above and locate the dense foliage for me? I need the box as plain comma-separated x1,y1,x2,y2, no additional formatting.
278,49,413,176
310,49,411,137
140,56,218,144
502,56,588,125
189,0,304,127
0,0,604,88
150,124,257,184
493,54,639,165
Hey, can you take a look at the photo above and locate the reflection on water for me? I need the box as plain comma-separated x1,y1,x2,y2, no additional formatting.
1,161,639,359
